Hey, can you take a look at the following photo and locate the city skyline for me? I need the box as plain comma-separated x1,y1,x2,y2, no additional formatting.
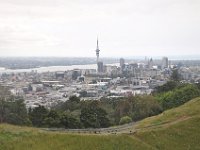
0,0,200,57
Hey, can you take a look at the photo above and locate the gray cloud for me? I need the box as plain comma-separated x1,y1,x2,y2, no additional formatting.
0,0,199,57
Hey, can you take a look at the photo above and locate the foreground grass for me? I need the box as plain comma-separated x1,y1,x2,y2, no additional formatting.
135,117,200,150
0,124,152,150
1,97,200,150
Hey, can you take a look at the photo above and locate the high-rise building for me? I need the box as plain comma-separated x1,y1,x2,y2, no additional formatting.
162,57,169,69
120,58,125,73
97,61,104,73
120,58,125,68
148,58,153,69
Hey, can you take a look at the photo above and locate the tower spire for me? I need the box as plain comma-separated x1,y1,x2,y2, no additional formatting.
97,36,99,50
95,37,100,63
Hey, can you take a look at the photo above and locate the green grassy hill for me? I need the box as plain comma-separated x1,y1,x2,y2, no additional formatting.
0,124,152,150
1,97,200,150
134,97,200,150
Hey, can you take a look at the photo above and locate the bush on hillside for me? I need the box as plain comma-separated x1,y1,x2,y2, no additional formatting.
157,84,200,110
119,116,132,125
114,96,162,123
0,86,30,126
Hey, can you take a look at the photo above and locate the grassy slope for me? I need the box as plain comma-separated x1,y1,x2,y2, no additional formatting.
134,97,200,150
0,124,152,150
1,97,200,150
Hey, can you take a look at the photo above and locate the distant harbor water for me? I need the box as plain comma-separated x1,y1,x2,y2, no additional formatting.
0,63,119,73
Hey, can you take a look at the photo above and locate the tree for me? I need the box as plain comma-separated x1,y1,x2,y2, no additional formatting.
69,96,80,103
44,110,61,127
115,96,163,122
80,107,98,128
131,96,162,121
114,100,132,123
29,105,49,127
158,84,200,110
5,98,31,125
0,98,7,123
171,69,181,81
119,116,132,125
0,86,11,123
155,81,179,93
0,86,30,125
95,107,110,128
60,113,82,129
0,98,31,125
61,96,81,112
80,102,110,128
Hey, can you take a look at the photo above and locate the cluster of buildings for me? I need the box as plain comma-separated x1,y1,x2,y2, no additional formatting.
0,38,199,108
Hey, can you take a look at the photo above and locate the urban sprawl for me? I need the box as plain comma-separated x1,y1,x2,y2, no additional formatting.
0,39,200,109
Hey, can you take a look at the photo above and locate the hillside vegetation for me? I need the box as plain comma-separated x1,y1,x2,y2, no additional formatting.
1,82,200,130
0,124,152,150
134,97,200,150
1,97,200,150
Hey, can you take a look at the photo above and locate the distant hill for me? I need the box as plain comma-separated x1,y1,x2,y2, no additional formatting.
1,97,200,150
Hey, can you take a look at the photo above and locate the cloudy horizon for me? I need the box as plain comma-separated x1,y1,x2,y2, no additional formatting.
0,0,200,57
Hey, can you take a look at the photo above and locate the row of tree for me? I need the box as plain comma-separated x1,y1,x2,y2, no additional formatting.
0,90,162,128
28,101,110,128
29,106,82,128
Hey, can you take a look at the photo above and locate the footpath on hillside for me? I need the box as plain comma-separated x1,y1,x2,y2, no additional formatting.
42,122,137,135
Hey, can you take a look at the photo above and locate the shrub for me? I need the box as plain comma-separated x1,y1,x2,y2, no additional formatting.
119,116,132,125
157,84,200,110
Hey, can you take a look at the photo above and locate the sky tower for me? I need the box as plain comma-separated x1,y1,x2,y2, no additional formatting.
95,37,100,64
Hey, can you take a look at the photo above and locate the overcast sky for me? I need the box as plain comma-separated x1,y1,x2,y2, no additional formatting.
0,0,200,57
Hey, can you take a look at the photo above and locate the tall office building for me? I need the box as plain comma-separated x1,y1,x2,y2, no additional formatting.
120,58,125,73
162,57,169,69
97,61,104,73
120,58,125,68
148,58,153,69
